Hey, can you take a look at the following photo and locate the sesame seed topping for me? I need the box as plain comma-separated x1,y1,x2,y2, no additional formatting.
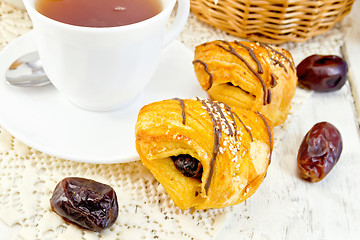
195,98,258,194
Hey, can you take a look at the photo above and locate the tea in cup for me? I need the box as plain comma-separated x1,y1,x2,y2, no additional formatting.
23,0,189,111
35,0,163,27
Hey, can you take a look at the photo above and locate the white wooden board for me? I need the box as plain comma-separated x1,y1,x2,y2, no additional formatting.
219,2,360,238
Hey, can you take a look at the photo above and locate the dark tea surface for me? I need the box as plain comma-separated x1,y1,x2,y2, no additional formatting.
35,0,163,27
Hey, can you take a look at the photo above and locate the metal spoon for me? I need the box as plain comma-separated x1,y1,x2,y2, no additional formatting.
6,51,51,87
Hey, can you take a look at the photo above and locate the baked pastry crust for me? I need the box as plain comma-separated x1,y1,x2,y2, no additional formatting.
193,40,297,126
135,98,273,210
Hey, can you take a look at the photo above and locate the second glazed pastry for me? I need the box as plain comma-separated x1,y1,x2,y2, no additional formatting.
193,40,297,126
136,98,273,210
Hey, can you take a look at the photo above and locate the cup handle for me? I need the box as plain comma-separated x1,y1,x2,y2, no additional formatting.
163,0,190,47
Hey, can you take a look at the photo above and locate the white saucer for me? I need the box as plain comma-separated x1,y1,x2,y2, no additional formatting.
0,31,207,164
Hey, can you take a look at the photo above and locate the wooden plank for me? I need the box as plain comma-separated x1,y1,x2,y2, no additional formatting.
343,0,360,119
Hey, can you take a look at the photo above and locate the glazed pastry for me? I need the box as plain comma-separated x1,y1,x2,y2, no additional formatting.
135,98,273,210
193,40,297,126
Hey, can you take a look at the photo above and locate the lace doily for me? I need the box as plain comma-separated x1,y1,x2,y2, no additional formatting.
0,1,353,239
0,129,229,239
0,1,32,49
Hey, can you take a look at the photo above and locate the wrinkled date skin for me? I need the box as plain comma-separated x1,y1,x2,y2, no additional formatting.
297,54,348,92
171,154,203,179
50,177,118,231
297,122,342,182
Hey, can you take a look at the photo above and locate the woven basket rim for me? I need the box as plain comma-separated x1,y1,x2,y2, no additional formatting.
190,0,354,44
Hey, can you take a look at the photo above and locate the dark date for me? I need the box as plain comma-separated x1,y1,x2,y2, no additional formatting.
171,154,203,179
297,122,342,182
50,177,118,231
296,54,348,92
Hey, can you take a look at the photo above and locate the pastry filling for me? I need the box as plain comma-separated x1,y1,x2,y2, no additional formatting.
171,154,203,180
226,82,255,97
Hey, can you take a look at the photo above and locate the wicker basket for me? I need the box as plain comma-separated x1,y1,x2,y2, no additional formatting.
190,0,354,44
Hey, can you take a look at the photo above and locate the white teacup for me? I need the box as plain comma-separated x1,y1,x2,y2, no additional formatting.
23,0,189,111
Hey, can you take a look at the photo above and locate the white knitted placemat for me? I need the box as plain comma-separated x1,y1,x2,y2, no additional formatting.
0,1,353,239
0,1,32,47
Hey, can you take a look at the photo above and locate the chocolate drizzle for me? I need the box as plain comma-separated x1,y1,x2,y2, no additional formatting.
227,82,256,98
256,111,273,162
223,103,239,141
270,73,278,87
235,41,264,74
260,43,294,72
197,98,222,193
272,58,288,73
222,102,254,142
172,98,186,125
216,41,268,105
192,60,213,90
233,113,254,142
214,103,234,136
262,43,295,70
267,89,272,104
